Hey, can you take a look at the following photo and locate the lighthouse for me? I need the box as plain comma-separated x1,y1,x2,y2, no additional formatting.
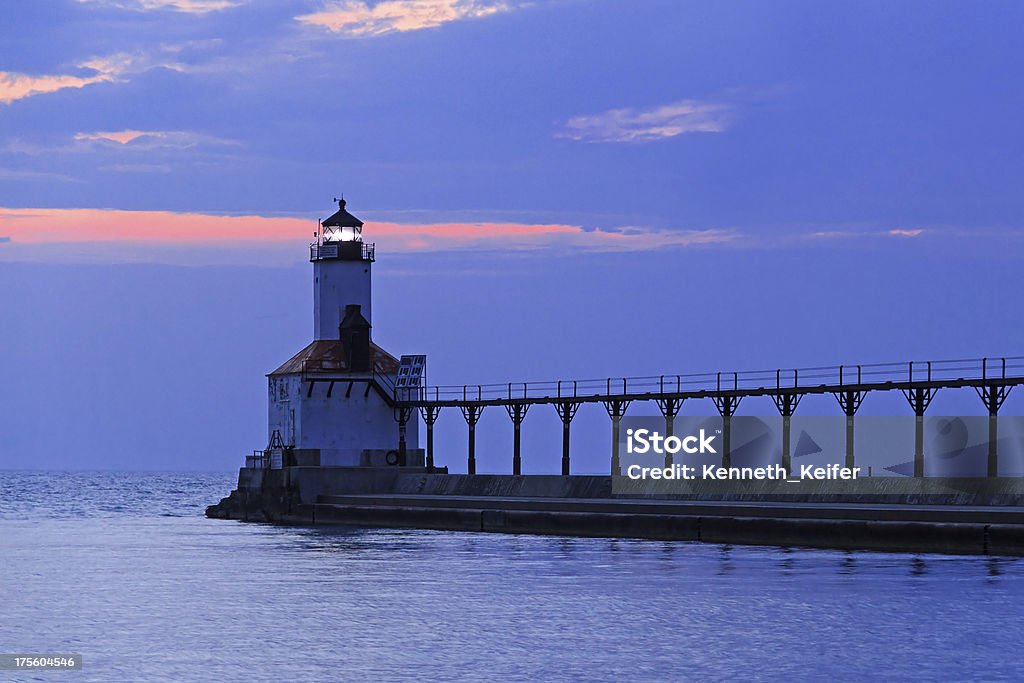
312,198,373,338
263,199,422,468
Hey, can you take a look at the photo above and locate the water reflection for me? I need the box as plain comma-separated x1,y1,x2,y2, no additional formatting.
717,544,736,575
777,546,796,576
6,472,1024,682
288,525,419,554
986,556,1005,583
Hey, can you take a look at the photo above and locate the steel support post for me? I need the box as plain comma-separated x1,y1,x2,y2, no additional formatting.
989,411,998,478
554,401,580,476
656,397,684,468
505,403,530,475
603,399,631,476
976,384,1011,478
771,393,802,474
420,405,441,471
902,387,937,478
832,390,866,470
460,405,483,475
712,395,741,468
394,406,414,466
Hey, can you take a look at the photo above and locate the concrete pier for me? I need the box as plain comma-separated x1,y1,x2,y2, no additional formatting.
206,468,1024,556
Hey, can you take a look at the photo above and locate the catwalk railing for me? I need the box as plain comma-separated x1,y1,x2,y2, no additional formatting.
383,356,1024,478
397,357,1024,406
309,241,375,262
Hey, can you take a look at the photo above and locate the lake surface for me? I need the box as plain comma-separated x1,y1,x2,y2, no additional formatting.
1,471,1023,682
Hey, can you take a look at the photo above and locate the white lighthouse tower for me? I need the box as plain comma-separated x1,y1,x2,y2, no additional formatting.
313,199,373,339
263,199,422,468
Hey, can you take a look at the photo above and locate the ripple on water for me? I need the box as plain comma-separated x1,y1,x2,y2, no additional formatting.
0,471,1022,683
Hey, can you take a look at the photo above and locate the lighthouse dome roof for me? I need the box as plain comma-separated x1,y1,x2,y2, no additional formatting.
322,199,364,228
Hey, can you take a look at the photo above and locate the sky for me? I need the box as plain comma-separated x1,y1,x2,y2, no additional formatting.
2,0,1024,471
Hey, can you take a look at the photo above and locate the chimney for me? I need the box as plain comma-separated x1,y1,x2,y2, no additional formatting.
339,304,371,372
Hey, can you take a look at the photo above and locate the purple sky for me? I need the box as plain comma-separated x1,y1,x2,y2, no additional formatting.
2,1,1023,471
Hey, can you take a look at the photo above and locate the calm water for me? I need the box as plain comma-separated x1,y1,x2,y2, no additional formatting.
1,472,1023,682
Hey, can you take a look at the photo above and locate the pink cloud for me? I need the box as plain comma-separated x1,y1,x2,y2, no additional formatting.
74,130,151,145
76,0,240,12
0,51,179,104
0,70,113,105
0,208,309,244
72,129,236,149
0,207,733,261
0,51,181,105
296,0,511,36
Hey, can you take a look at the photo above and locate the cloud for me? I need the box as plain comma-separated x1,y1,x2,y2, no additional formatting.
76,0,242,13
0,69,114,105
0,167,83,183
556,99,732,143
809,228,927,241
368,222,735,253
295,0,512,36
0,208,309,245
0,207,735,263
0,51,183,105
1,130,237,169
78,52,186,78
97,163,173,173
74,130,238,149
75,130,151,145
0,208,976,266
0,236,10,244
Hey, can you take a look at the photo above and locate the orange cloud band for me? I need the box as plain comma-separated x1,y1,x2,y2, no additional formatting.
0,71,112,104
295,0,509,36
0,207,731,254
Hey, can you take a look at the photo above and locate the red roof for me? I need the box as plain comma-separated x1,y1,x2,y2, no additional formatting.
269,340,400,376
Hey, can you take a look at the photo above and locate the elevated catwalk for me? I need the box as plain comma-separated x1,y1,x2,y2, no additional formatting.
393,356,1024,478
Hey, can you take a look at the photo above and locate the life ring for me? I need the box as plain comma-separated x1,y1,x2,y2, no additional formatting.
385,450,400,466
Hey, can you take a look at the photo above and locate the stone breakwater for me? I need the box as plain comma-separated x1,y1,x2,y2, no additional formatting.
206,467,1024,556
